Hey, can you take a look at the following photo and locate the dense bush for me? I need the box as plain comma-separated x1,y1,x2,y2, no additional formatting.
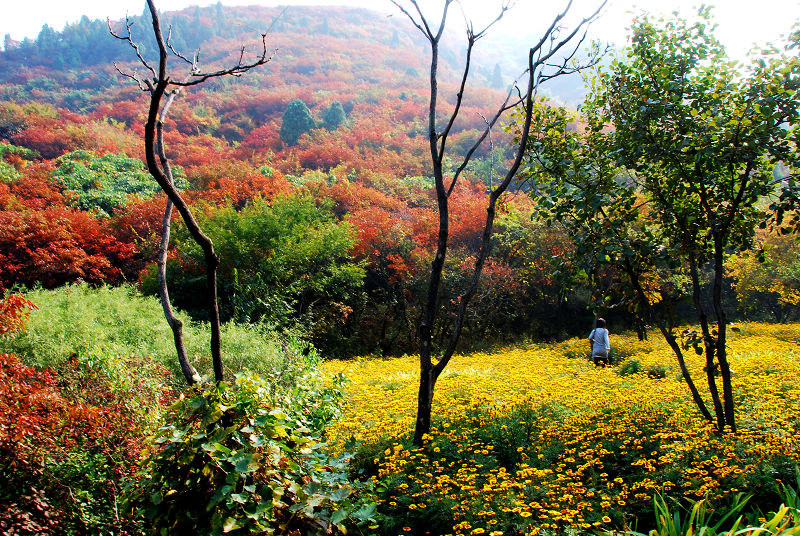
125,370,378,535
0,289,165,534
52,150,185,217
1,286,378,535
151,194,365,343
0,350,163,534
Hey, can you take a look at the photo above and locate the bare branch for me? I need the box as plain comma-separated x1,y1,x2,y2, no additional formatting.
108,15,157,80
447,89,512,196
172,32,274,86
468,0,511,41
439,31,478,165
530,1,607,73
389,0,429,39
112,62,149,92
166,25,196,66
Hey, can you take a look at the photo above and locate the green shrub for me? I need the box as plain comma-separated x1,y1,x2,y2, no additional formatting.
146,194,365,347
125,372,378,535
647,364,670,379
52,150,186,217
619,358,644,375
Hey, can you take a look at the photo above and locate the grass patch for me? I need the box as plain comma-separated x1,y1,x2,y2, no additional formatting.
1,283,303,385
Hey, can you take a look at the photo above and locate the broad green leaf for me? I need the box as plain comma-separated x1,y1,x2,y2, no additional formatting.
222,517,242,533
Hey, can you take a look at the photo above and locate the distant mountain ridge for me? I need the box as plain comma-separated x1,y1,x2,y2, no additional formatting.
0,3,587,111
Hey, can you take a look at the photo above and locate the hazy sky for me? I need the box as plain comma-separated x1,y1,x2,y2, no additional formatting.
2,0,798,59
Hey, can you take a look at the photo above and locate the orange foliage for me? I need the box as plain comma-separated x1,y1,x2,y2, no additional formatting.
0,207,136,290
0,165,64,211
186,160,291,207
0,295,37,339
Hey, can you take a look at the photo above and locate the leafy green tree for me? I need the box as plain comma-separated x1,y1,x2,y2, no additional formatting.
280,99,316,146
528,9,800,432
322,100,347,131
162,194,364,339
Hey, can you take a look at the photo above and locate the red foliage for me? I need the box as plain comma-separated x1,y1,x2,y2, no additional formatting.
166,133,234,170
187,160,291,207
110,196,171,246
0,207,136,290
238,121,283,155
0,294,37,339
91,99,146,128
448,180,489,251
11,110,133,159
0,165,64,211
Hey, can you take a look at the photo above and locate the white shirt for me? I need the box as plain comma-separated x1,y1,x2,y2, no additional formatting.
589,327,611,353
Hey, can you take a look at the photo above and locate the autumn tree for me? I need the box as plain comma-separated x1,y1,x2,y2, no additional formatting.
727,230,800,323
110,0,271,383
391,0,606,444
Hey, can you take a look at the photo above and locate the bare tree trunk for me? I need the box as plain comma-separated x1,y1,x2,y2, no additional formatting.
414,365,436,443
145,65,224,383
111,0,271,384
150,87,196,385
712,236,736,432
156,196,196,383
624,259,715,423
395,0,606,444
687,251,726,431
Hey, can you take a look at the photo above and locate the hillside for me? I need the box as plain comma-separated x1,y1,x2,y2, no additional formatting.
1,5,542,177
0,4,590,357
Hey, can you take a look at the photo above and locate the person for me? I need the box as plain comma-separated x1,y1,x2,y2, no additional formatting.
588,318,611,366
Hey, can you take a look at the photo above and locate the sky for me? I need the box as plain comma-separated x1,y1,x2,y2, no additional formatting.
1,0,798,60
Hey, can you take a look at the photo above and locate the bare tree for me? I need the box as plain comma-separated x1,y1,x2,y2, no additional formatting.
390,0,606,444
110,0,273,383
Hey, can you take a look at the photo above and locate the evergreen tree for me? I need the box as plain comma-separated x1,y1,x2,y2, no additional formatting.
322,100,346,130
36,24,59,58
491,63,503,89
279,99,316,146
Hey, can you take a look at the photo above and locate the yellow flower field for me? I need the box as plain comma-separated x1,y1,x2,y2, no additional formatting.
322,323,800,534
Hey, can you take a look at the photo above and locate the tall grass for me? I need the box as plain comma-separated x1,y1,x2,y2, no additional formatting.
1,283,307,384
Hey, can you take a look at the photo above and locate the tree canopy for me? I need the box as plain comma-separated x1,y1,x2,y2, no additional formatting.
523,8,800,432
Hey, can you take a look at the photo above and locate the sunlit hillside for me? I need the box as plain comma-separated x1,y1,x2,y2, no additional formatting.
0,3,515,164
